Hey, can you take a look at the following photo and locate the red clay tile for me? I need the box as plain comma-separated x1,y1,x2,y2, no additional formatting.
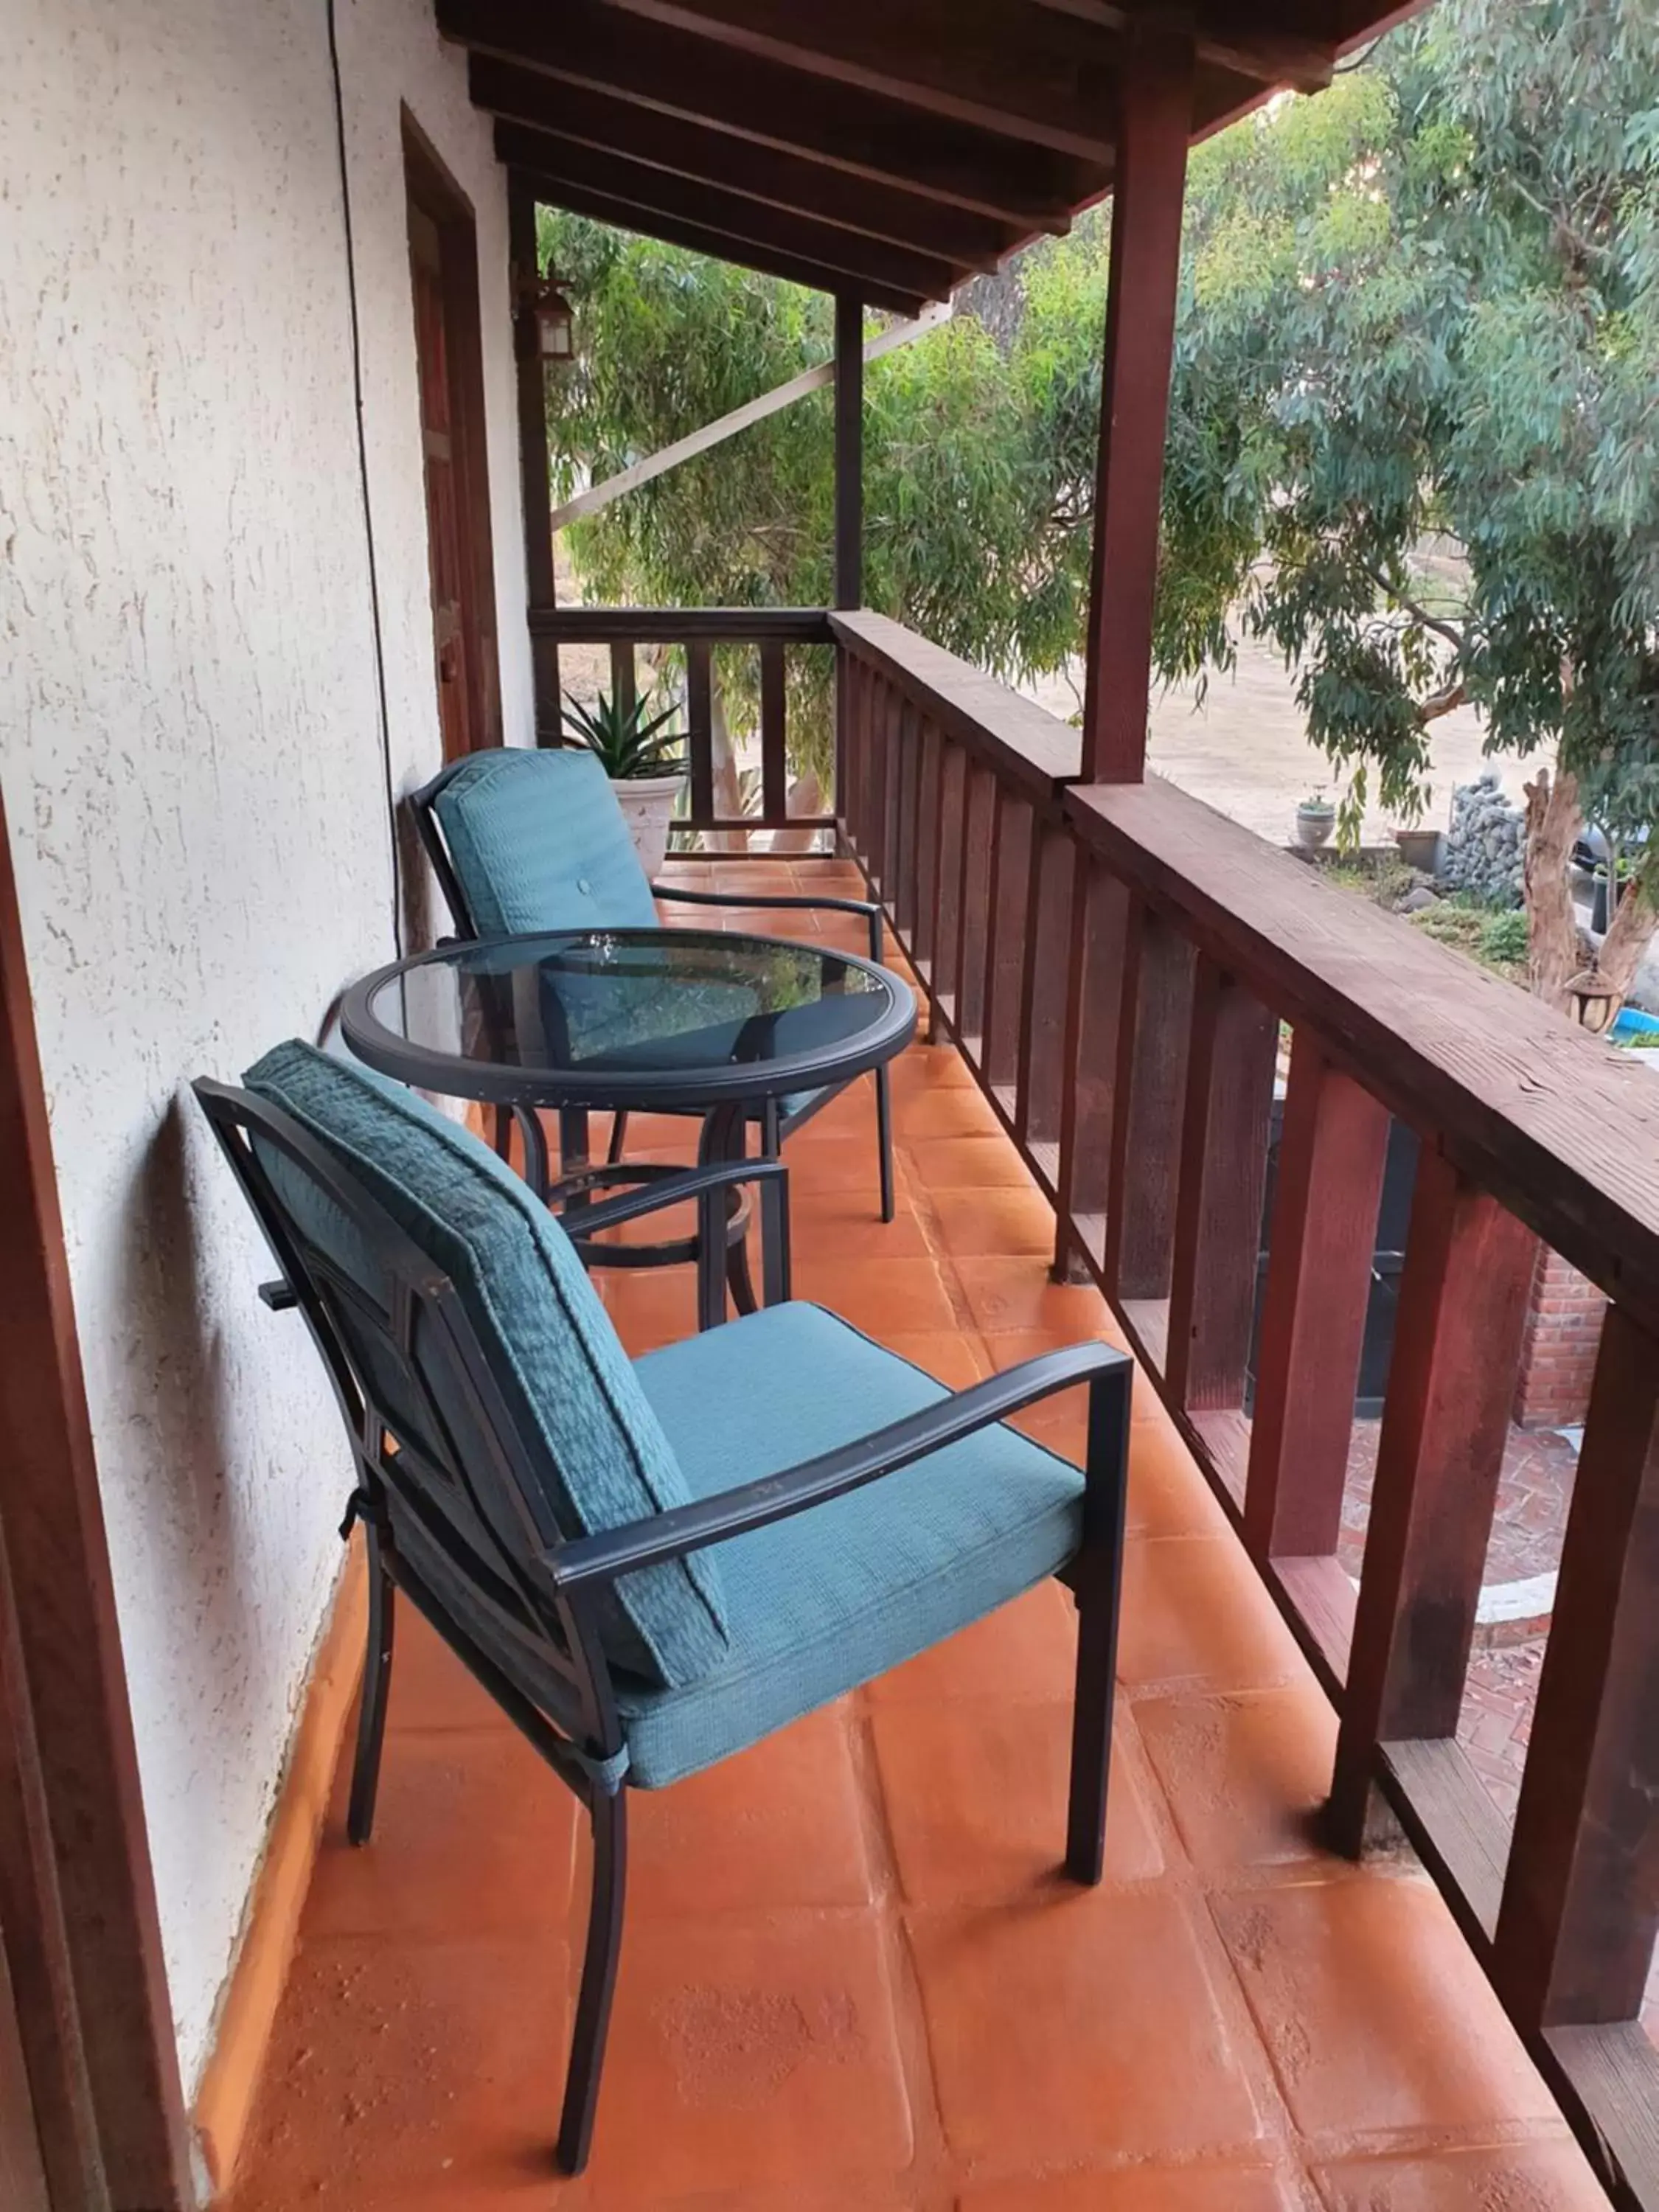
1135,1687,1340,1874
908,1887,1267,2172
927,1186,1058,1258
789,1189,933,1259
387,1606,516,1734
905,1135,1037,1189
627,1708,873,1916
891,1086,1004,1140
1311,2140,1607,2211
869,1701,1162,1902
961,2163,1307,2210
225,1933,569,2208
585,1910,912,2199
1117,1538,1305,1694
307,1729,580,1939
1213,1877,1560,2143
888,1044,975,1093
953,1256,1111,1338
867,1581,1078,1706
786,1255,963,1334
882,1331,991,1390
769,1134,897,1194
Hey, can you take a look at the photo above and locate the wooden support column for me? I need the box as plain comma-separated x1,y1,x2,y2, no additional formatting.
1329,1154,1537,1854
1079,30,1194,784
1496,1302,1659,2028
832,291,863,837
833,292,864,610
507,173,560,742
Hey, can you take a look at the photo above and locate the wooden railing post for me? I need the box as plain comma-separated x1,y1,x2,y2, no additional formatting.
1165,960,1277,1425
1244,1043,1390,1566
1016,818,1077,1186
1329,1153,1537,1854
981,784,1031,1107
1495,1301,1659,2029
1054,860,1132,1282
1103,905,1195,1304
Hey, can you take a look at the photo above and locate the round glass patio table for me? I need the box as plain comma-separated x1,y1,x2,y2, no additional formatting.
340,927,917,1326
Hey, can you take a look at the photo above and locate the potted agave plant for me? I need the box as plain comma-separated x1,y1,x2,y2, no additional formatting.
561,689,686,877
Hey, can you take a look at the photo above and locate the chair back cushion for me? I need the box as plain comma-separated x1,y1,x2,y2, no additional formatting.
428,748,659,937
242,1040,728,1687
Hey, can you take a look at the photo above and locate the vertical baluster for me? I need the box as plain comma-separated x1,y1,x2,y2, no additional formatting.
849,657,873,868
759,642,787,828
1015,815,1077,1192
686,641,714,827
1495,1301,1659,2029
914,719,945,1006
880,681,905,902
1244,1044,1391,1619
863,675,889,894
894,700,921,941
1103,905,1196,1332
1054,860,1133,1281
609,640,636,724
981,785,1032,1116
1329,1152,1537,1853
1164,959,1278,1447
931,743,967,1040
956,762,996,1068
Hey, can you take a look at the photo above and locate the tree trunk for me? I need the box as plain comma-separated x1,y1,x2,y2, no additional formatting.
1596,867,1657,1009
1523,765,1585,1012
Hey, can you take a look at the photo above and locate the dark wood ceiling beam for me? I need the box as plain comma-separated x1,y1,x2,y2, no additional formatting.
472,63,1018,270
513,170,930,315
591,0,1121,163
497,125,961,301
1032,1,1335,93
438,0,1096,228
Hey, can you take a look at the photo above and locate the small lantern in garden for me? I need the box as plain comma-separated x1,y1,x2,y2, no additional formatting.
1565,967,1619,1034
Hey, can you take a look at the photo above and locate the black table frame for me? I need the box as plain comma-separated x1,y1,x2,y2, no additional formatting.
339,928,917,1330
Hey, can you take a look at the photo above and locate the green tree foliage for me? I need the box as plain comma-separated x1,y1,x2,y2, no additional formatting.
543,0,1659,986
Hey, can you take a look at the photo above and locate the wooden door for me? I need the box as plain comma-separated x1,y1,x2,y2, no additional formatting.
406,124,502,762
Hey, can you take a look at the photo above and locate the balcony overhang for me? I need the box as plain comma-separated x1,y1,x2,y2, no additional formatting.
438,0,1427,313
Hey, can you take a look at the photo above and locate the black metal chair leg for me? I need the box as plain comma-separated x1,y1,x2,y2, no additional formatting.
606,1110,629,1166
874,1063,895,1222
1064,1365,1130,1883
1064,1576,1116,1883
557,1784,627,2177
347,1535,395,1848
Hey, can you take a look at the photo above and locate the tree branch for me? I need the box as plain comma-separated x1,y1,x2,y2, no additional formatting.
1353,554,1467,655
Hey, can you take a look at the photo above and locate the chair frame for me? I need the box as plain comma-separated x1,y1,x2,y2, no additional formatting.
410,753,897,1222
195,1077,1131,2179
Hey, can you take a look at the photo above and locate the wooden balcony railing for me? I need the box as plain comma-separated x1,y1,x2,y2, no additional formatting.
835,608,1659,2208
529,606,837,847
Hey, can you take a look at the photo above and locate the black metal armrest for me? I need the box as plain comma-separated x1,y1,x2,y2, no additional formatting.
258,1278,298,1312
562,1156,787,1240
546,1341,1131,1591
653,881,884,960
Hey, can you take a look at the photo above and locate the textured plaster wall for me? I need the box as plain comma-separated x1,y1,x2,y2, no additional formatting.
0,0,530,2096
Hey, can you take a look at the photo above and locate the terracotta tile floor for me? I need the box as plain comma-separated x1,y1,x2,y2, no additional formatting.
224,864,1607,2211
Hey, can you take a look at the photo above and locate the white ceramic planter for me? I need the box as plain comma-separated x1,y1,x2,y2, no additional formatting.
1295,804,1336,850
612,772,686,880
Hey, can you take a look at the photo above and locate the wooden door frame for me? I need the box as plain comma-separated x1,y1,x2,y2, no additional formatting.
0,783,191,2211
403,109,504,757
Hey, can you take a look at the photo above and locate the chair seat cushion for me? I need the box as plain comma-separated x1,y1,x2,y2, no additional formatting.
617,1303,1085,1787
243,1042,729,1690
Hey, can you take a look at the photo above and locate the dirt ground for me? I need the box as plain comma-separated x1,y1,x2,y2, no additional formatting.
1024,634,1530,846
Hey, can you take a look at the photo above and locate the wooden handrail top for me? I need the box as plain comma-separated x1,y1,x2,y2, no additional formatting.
529,606,834,644
1067,775,1659,1326
831,612,1082,799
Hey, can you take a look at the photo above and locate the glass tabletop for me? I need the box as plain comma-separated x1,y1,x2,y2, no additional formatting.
341,928,917,1107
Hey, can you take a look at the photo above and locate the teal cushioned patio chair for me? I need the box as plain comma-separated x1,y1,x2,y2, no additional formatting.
195,1042,1130,2177
409,746,897,1220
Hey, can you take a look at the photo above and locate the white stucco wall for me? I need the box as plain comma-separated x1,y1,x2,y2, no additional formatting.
0,0,531,2098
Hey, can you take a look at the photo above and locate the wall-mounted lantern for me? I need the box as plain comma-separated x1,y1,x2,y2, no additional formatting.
518,269,575,364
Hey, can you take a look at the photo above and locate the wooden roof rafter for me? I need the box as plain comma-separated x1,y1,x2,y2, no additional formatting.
444,0,1425,304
